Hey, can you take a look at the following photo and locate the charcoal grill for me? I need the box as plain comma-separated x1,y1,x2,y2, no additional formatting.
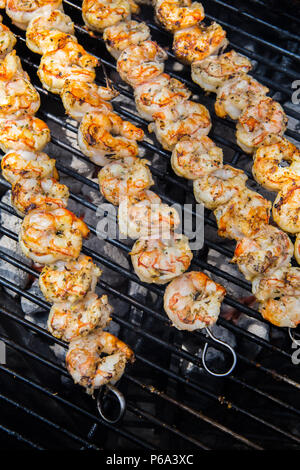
0,0,299,450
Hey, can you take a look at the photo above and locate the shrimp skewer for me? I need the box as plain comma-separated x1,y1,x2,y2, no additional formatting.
0,13,136,394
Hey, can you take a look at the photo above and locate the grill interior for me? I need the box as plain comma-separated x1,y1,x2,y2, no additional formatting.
0,0,300,450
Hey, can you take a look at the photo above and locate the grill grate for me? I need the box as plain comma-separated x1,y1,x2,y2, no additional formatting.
0,0,299,450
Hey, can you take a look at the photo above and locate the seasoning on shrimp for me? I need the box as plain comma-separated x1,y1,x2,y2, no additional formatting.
193,165,247,210
26,9,75,55
155,0,205,33
19,207,89,264
0,116,50,152
191,50,252,93
236,96,287,154
78,111,144,165
117,40,167,87
103,20,150,59
134,73,191,122
171,136,223,180
11,176,69,216
98,156,153,205
48,293,112,342
118,190,180,238
1,150,58,184
252,135,300,192
164,271,226,331
62,80,116,122
150,100,211,151
39,255,102,304
130,234,193,285
232,225,293,281
173,22,228,65
66,329,134,394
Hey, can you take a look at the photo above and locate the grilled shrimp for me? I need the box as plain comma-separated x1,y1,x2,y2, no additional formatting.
61,80,116,122
134,73,191,121
259,296,300,328
48,293,112,342
6,0,63,30
118,190,180,238
0,21,16,58
26,10,75,55
214,189,271,240
40,255,102,304
272,180,300,234
1,150,58,184
191,50,252,93
215,74,269,120
252,136,300,192
164,271,226,331
66,329,134,394
150,101,211,151
232,225,293,281
236,97,287,154
252,267,300,303
130,234,192,285
11,176,69,216
38,41,98,94
171,136,223,180
193,165,247,210
78,111,144,166
0,51,27,82
103,20,150,59
82,0,132,32
155,0,204,33
0,116,50,152
117,40,167,87
98,156,153,205
19,207,89,264
173,22,228,65
0,75,40,120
